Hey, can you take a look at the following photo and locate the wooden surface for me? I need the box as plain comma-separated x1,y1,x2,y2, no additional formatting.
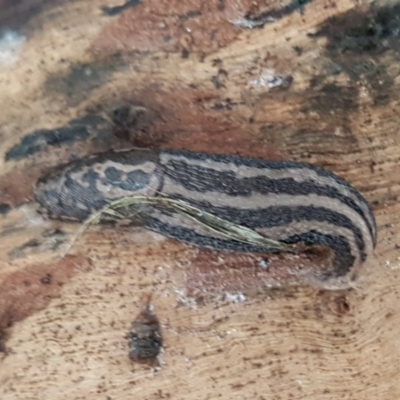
1,0,400,399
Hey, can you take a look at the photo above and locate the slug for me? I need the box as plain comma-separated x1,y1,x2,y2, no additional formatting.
35,149,376,283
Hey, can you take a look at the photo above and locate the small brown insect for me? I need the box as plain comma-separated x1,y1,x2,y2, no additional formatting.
127,294,162,363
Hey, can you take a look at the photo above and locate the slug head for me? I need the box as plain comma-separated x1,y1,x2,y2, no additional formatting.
35,150,162,221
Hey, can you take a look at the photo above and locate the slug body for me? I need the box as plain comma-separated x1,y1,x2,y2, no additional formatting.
35,149,376,283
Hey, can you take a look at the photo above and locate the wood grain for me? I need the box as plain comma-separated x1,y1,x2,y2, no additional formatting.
1,0,400,399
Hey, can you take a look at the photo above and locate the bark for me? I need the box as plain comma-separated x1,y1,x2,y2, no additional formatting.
0,0,399,399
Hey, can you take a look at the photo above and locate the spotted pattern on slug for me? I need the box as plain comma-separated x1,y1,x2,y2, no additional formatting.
35,149,376,283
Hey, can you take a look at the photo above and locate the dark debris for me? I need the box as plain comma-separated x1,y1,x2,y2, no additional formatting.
102,0,141,16
237,0,313,29
128,295,162,363
5,115,111,161
0,204,11,215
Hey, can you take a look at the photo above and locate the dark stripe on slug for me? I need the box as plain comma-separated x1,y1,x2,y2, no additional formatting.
147,216,284,253
146,201,367,262
146,218,355,278
162,150,377,243
162,159,374,247
156,200,367,262
283,231,355,279
163,149,363,182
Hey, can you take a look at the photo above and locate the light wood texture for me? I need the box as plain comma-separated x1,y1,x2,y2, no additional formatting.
1,1,400,399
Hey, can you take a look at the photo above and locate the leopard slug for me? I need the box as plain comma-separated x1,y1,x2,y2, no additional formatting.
35,149,376,284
